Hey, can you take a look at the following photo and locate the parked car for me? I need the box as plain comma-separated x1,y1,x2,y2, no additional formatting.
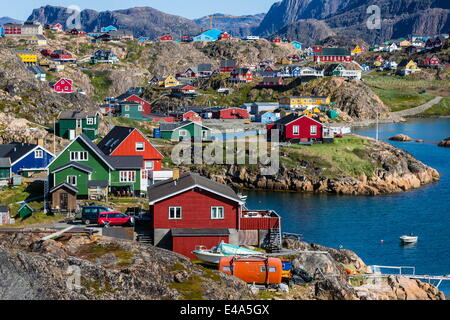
81,205,112,225
97,212,135,227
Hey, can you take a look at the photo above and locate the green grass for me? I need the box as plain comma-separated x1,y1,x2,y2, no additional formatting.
77,243,135,268
372,88,435,112
420,97,450,116
82,70,113,102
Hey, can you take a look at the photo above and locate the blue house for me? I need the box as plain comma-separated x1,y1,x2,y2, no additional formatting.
101,25,117,33
0,142,54,177
193,29,223,42
292,41,302,50
137,37,150,42
256,111,280,123
0,26,4,37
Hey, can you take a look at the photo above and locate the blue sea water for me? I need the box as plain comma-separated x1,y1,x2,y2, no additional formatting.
246,118,450,295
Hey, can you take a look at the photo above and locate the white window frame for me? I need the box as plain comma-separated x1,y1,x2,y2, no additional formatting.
136,142,145,152
145,160,154,170
76,119,82,128
67,175,77,186
179,129,188,137
310,125,317,135
293,125,300,135
137,105,143,111
125,105,130,112
34,149,43,158
86,117,94,125
70,151,88,161
211,206,225,220
169,206,182,220
124,114,130,118
119,171,136,183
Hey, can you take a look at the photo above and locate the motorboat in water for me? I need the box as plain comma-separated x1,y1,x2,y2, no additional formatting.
400,234,418,244
192,242,264,264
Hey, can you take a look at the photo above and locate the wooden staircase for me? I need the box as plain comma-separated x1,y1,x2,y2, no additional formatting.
266,228,282,253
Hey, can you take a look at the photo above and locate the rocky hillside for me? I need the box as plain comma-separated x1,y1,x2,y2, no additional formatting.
180,135,440,196
28,6,202,38
0,232,443,300
0,44,97,124
257,0,450,44
194,13,266,37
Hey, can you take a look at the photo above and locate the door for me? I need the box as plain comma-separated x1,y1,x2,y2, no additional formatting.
60,193,68,211
69,129,75,140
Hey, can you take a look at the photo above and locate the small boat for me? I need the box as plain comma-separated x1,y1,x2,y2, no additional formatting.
400,234,418,244
192,242,263,264
238,193,248,202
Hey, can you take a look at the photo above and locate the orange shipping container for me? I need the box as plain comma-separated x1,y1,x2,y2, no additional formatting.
219,256,282,285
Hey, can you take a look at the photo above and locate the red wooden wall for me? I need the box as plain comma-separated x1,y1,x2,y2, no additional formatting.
284,116,323,140
125,95,151,115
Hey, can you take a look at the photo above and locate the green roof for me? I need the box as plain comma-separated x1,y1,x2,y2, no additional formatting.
315,48,350,56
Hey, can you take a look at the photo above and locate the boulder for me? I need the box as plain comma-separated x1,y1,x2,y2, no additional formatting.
438,137,450,148
389,134,413,142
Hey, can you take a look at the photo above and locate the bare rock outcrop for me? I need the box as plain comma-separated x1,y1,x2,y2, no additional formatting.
438,137,450,148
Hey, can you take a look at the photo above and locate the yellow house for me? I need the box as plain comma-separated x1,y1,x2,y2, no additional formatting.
373,60,382,67
15,50,38,63
163,76,179,88
399,40,411,47
405,60,419,71
29,35,48,46
351,45,364,55
279,96,331,110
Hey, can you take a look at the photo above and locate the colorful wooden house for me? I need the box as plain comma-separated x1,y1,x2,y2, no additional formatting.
255,111,280,123
159,34,174,42
50,50,75,62
193,29,224,42
271,37,282,43
212,108,250,120
160,121,213,142
47,134,145,199
0,142,54,176
0,158,11,183
351,45,365,55
49,23,63,32
91,50,119,64
114,102,144,120
50,78,74,93
97,126,167,187
260,77,284,87
423,55,440,66
171,85,198,98
162,76,179,88
324,64,362,80
219,32,231,40
292,41,302,50
114,93,152,115
15,50,38,64
313,47,352,62
18,203,33,219
398,60,421,75
279,96,330,110
27,66,46,81
229,68,252,82
268,114,334,143
101,25,117,33
148,173,282,259
57,110,100,141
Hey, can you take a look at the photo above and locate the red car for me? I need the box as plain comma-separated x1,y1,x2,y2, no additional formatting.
97,212,135,227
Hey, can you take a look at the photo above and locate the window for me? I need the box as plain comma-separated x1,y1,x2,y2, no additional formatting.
145,161,154,170
70,151,88,161
67,175,77,186
169,207,182,220
211,207,224,220
86,118,94,125
76,119,82,128
310,125,317,135
137,105,143,111
179,129,188,137
124,114,130,118
136,142,145,152
34,150,43,158
119,171,136,183
202,130,208,139
293,125,299,135
125,105,130,111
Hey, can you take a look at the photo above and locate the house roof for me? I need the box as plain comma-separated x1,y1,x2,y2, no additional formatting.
316,48,351,56
52,162,94,174
59,110,98,120
198,64,213,72
0,143,38,164
171,228,230,237
160,120,210,132
49,182,79,194
106,156,143,169
97,126,135,155
27,66,46,75
275,113,300,125
0,206,8,212
0,157,11,167
148,173,243,205
77,134,115,169
220,60,237,68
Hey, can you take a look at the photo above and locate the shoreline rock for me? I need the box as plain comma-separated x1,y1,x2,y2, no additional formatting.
389,134,414,142
438,137,450,148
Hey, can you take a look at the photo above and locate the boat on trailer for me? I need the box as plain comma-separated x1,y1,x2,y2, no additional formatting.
192,242,264,264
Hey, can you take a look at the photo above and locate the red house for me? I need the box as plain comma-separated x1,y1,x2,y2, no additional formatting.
148,173,281,259
159,35,173,42
68,29,86,36
260,77,283,87
182,111,202,122
49,23,63,32
313,47,352,62
212,108,250,120
220,32,231,40
50,50,75,62
40,49,53,56
229,68,253,82
97,126,164,172
115,93,151,115
51,78,73,93
423,55,440,66
268,114,333,143
271,37,282,43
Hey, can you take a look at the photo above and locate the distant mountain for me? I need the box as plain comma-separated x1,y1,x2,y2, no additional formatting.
194,13,265,37
0,17,22,25
27,5,202,38
257,0,450,44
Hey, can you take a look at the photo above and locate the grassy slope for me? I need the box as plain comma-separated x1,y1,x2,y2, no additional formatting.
363,72,450,113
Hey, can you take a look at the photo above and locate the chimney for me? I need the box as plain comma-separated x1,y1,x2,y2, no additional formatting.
173,169,180,180
36,138,44,147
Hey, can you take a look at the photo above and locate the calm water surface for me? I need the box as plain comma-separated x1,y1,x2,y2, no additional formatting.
246,118,450,294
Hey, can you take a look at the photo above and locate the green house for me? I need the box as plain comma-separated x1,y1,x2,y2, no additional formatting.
160,121,213,141
48,134,144,199
57,111,100,141
18,203,33,219
115,102,144,121
0,157,11,181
